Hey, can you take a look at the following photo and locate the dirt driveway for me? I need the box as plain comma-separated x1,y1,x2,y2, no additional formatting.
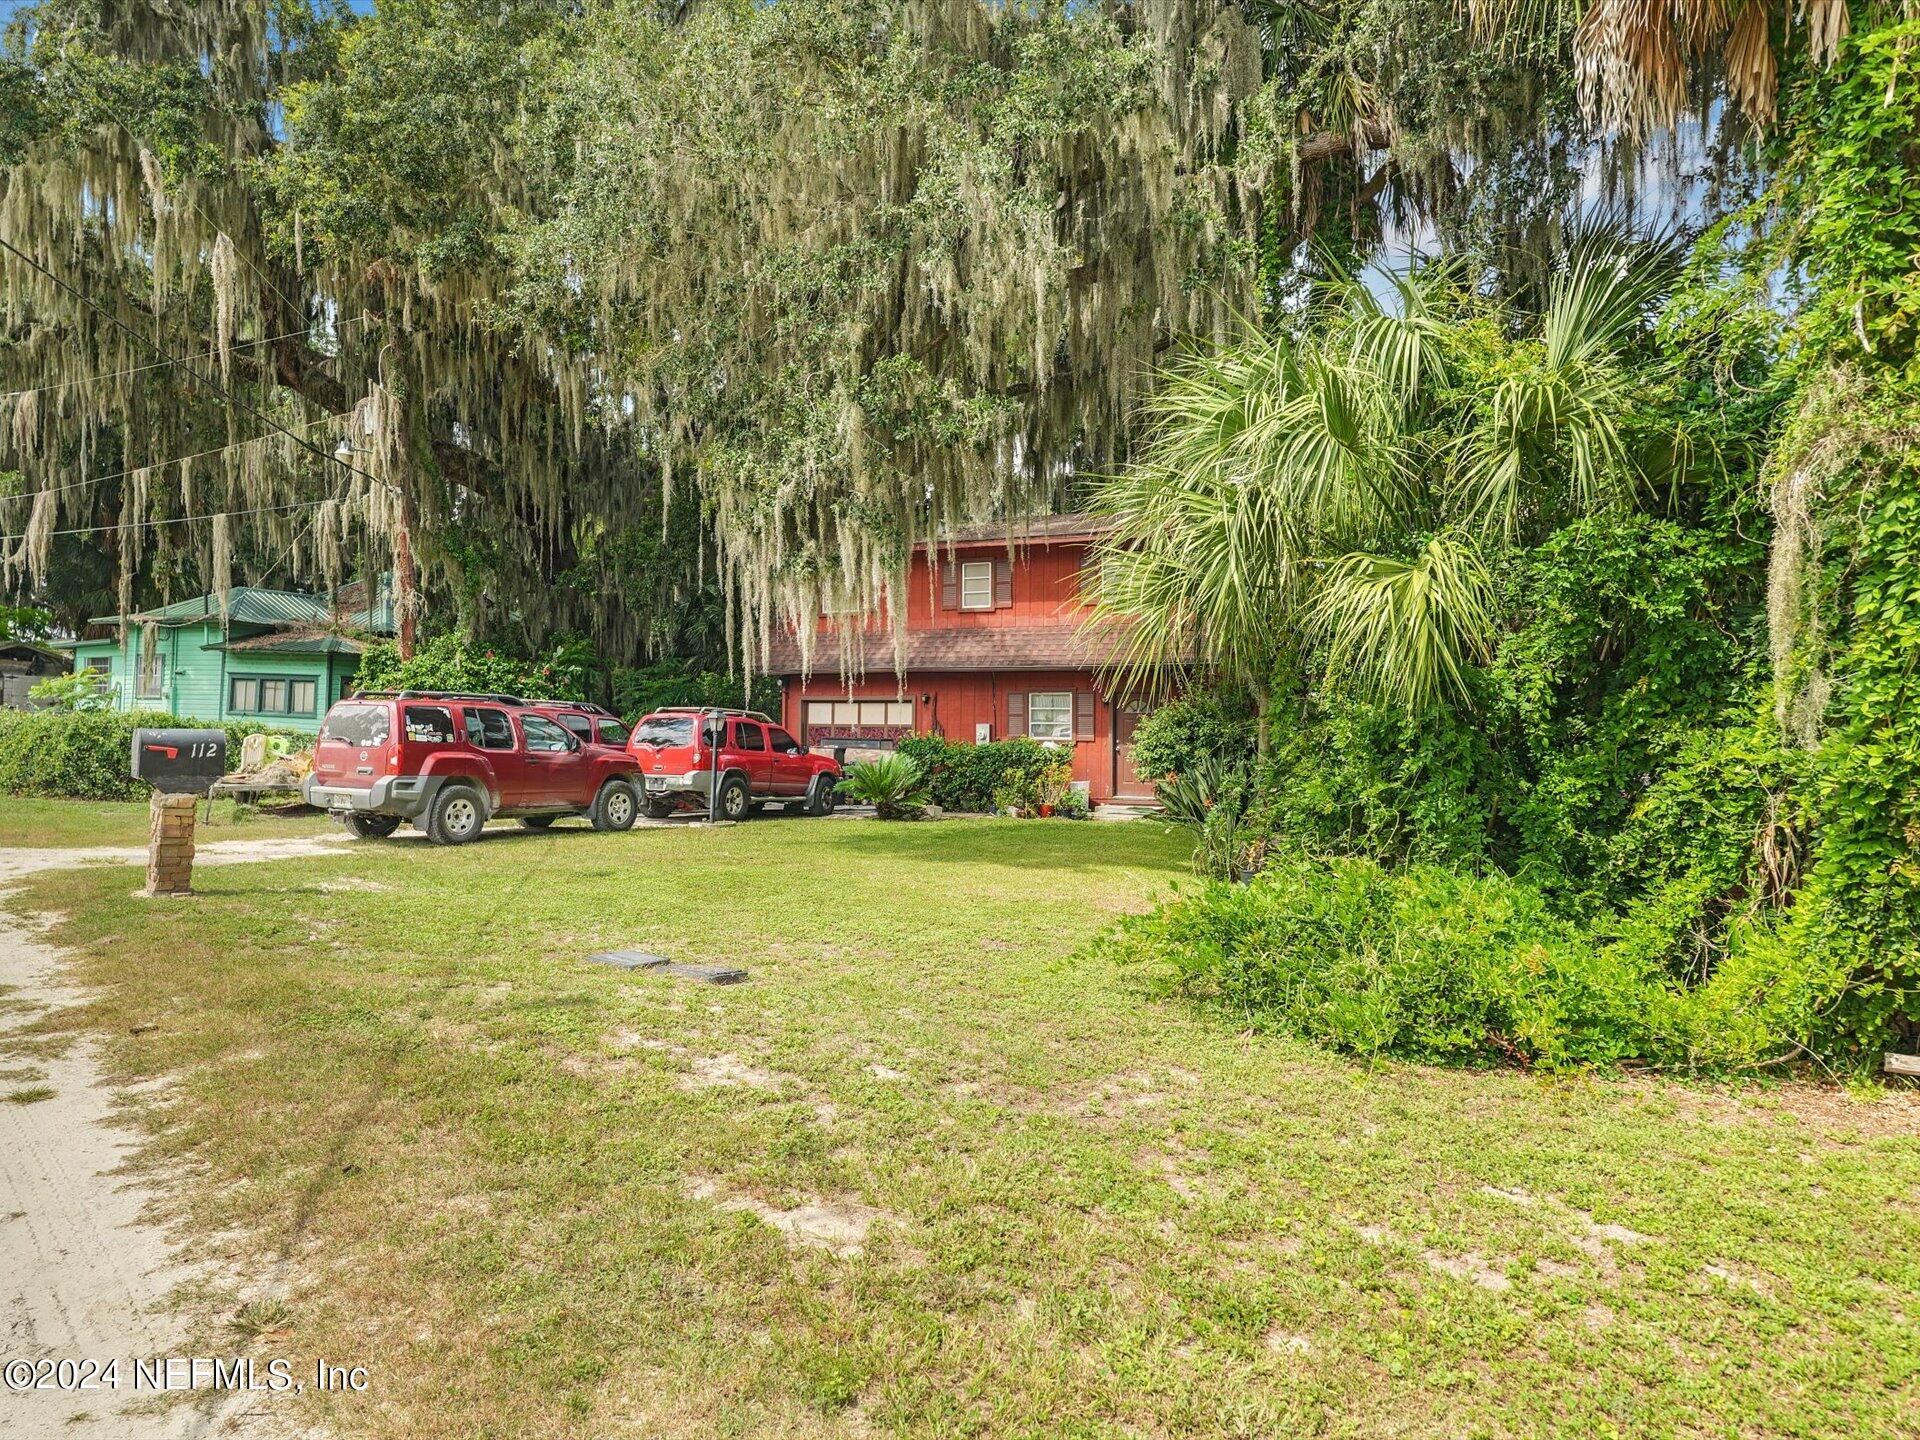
1,835,348,1439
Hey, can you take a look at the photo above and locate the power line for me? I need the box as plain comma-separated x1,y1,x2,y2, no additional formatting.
0,233,386,494
0,409,353,505
0,315,372,401
0,495,347,545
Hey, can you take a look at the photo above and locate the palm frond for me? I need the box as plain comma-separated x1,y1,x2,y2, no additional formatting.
1311,534,1497,711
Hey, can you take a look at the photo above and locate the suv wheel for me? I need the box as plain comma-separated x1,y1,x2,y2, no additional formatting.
426,785,485,845
806,775,837,818
344,813,401,839
714,773,750,822
591,779,638,832
642,796,676,820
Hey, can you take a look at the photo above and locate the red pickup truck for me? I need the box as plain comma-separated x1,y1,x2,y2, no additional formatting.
626,708,840,821
305,691,644,843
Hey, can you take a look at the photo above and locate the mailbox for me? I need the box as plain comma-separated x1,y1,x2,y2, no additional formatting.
131,728,227,794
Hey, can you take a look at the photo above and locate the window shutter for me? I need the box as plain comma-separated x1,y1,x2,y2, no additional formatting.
993,558,1014,609
940,562,958,610
1007,691,1027,737
1074,692,1095,741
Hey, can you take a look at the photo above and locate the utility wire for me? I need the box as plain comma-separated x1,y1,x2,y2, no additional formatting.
0,315,372,401
0,495,346,545
0,409,353,505
0,233,385,493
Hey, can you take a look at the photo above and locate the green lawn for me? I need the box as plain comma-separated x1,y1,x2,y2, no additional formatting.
0,795,335,848
6,810,1917,1438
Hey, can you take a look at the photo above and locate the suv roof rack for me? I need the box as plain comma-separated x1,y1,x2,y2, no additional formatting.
533,700,620,718
349,689,532,706
654,706,775,723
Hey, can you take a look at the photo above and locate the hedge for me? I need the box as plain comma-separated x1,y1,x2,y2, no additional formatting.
894,735,1061,813
0,709,306,801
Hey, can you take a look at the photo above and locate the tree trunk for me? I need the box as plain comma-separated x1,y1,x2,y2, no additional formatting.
394,488,417,661
1251,677,1272,758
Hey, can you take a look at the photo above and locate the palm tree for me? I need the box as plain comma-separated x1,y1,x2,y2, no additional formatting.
1466,0,1850,133
1086,228,1677,735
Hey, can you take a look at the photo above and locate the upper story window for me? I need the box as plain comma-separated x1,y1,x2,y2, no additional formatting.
959,560,994,611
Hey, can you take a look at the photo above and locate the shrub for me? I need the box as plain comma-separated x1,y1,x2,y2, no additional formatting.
1099,855,1663,1070
27,670,115,712
838,751,931,820
991,756,1073,814
895,735,1058,812
1100,851,1868,1071
354,634,592,702
0,709,305,801
1128,695,1257,781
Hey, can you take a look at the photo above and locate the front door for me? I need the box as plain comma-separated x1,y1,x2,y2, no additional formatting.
1113,705,1152,799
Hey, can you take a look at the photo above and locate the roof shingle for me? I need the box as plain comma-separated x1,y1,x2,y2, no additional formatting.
762,623,1162,676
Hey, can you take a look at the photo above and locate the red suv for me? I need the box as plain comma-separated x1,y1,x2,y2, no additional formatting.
627,708,840,821
306,691,645,843
529,701,631,752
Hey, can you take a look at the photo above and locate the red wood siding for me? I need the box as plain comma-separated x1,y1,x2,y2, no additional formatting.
810,539,1091,640
782,668,1125,802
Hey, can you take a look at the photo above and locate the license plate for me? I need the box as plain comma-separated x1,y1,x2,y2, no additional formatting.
646,778,667,792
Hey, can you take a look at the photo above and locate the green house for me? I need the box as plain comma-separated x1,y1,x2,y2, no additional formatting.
62,582,394,735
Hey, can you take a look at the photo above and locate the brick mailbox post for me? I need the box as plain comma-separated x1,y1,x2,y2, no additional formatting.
130,729,226,897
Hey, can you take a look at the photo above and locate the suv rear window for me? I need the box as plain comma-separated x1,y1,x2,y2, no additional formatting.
403,705,457,744
320,703,391,746
633,715,694,747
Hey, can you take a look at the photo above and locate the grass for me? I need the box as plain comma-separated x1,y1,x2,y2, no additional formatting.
0,795,334,848
5,1084,55,1104
4,806,1917,1438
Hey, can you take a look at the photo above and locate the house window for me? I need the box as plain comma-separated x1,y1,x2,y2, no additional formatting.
806,699,913,732
230,675,318,715
134,651,166,699
959,560,994,610
1026,691,1073,742
82,657,111,675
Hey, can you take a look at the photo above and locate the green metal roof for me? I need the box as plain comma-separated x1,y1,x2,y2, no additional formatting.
89,584,394,632
205,632,369,657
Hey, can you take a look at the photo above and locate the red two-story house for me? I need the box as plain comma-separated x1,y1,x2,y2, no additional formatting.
764,513,1164,805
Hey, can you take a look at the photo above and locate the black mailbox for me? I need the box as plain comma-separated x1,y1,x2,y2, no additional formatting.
131,728,227,794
